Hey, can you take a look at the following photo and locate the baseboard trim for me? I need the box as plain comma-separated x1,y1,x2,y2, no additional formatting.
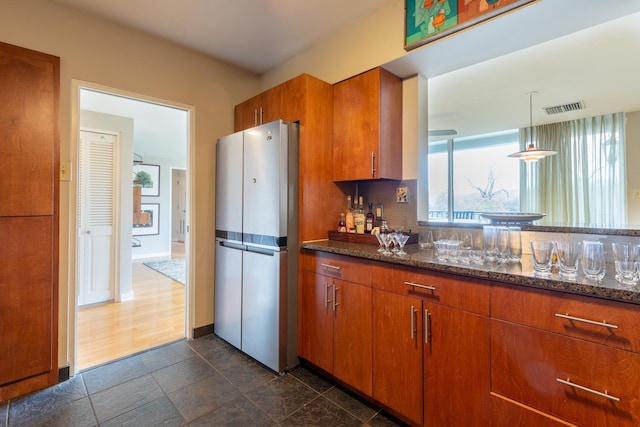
193,323,213,339
58,366,70,383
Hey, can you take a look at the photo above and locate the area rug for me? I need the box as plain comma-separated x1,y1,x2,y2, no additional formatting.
143,258,185,285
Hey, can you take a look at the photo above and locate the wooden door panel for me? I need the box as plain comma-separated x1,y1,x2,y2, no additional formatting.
372,290,423,425
298,270,333,373
0,217,54,385
0,42,58,217
333,279,372,395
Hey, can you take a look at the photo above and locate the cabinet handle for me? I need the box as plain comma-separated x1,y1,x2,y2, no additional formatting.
321,263,341,271
410,305,416,340
554,313,618,329
259,107,264,125
556,378,620,402
370,152,376,177
332,285,340,312
404,281,436,292
325,282,332,309
424,309,431,344
254,109,258,127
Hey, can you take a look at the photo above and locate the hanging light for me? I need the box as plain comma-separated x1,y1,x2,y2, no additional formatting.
508,91,557,163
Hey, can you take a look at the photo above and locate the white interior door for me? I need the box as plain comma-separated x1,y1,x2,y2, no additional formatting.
78,130,118,306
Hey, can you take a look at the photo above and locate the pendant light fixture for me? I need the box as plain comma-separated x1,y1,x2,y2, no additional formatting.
508,91,557,162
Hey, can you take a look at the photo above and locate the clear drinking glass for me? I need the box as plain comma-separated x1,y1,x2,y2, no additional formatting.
435,240,449,262
375,232,385,253
555,240,582,279
582,240,606,281
508,227,522,262
611,242,639,285
496,227,510,263
483,226,497,263
380,232,393,256
530,240,554,276
395,233,410,256
458,232,473,264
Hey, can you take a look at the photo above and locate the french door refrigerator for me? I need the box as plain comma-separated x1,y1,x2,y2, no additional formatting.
214,119,298,373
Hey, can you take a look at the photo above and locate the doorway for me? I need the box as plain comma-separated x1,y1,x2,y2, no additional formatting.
74,84,191,372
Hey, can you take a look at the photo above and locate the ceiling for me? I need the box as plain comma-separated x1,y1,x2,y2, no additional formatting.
64,0,640,157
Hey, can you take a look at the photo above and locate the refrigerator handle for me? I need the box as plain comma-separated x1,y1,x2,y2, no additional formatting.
246,246,275,256
218,240,246,251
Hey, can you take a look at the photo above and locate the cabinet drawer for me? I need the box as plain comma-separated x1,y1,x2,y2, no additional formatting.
490,393,577,427
302,251,372,286
491,320,640,426
372,262,489,315
492,285,640,352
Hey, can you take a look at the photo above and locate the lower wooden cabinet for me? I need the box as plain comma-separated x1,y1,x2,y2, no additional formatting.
490,392,578,427
424,302,491,427
299,268,372,395
372,289,423,425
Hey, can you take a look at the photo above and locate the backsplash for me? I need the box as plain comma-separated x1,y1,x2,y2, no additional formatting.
357,179,418,232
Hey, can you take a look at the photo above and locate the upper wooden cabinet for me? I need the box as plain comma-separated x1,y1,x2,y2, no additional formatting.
332,67,402,181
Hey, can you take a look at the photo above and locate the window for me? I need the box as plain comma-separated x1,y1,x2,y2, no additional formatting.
427,130,520,222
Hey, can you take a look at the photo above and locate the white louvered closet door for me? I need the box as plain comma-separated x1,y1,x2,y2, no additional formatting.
77,130,117,306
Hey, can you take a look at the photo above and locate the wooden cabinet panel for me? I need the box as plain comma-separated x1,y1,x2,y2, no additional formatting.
333,279,372,395
424,303,491,427
492,284,640,352
491,319,640,426
234,93,263,131
372,262,489,315
372,290,423,425
298,270,334,373
0,217,55,386
304,251,372,286
0,42,59,217
490,393,578,427
332,67,402,181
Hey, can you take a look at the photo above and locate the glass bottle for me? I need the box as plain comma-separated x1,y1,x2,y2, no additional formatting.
345,196,355,233
355,196,365,234
337,212,347,232
366,202,374,233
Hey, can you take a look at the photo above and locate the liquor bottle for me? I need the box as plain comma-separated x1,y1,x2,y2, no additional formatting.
366,202,374,233
355,196,365,234
337,213,347,232
345,196,355,233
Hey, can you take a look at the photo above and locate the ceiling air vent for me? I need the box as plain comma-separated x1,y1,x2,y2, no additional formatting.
543,100,586,115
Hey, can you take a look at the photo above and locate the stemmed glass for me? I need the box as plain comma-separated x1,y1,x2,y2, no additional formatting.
390,226,404,253
379,232,393,256
394,233,410,256
375,232,385,253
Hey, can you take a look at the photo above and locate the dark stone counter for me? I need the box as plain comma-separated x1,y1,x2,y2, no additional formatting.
301,240,640,305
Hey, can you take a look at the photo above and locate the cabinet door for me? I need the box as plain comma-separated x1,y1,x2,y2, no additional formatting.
490,393,578,427
298,270,333,373
424,303,490,427
372,290,423,426
234,93,263,131
333,279,372,395
333,68,401,181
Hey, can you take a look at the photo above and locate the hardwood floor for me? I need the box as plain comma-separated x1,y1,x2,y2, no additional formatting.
76,242,186,371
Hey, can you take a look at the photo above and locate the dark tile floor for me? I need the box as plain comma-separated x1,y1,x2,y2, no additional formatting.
1,334,408,426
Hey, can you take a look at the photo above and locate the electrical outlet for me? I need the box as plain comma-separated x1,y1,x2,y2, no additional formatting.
633,188,640,199
60,162,72,181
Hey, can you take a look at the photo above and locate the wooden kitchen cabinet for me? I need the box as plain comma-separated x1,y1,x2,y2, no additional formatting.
491,284,640,426
372,289,423,425
299,251,373,395
0,42,59,401
332,67,402,181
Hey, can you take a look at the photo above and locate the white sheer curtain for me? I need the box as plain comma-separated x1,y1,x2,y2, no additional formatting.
520,112,626,226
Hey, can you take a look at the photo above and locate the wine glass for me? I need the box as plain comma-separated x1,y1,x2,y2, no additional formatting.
379,232,393,256
395,233,410,256
375,232,385,253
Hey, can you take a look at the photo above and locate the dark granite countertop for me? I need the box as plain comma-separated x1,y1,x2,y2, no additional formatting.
300,240,640,306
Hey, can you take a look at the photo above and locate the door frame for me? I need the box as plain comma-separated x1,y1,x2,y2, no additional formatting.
69,79,195,376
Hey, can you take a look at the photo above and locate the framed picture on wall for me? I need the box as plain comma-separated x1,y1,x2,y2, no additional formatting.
133,203,160,236
133,163,160,196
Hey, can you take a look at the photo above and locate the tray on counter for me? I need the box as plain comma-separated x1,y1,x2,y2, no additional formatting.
328,230,419,246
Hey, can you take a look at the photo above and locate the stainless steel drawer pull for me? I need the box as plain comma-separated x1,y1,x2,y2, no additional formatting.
321,263,341,271
333,285,339,312
404,281,436,291
557,378,620,402
554,313,619,329
325,282,332,309
424,309,430,344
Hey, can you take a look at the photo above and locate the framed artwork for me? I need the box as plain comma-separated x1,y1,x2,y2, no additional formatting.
405,0,537,51
133,163,160,196
133,203,159,236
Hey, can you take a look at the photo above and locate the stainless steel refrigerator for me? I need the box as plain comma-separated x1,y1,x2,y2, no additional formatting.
214,119,298,373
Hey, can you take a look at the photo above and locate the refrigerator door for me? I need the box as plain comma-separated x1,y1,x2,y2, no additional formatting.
213,239,244,349
243,120,288,249
215,131,243,243
242,247,287,373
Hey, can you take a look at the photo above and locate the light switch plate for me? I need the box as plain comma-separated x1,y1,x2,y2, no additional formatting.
633,188,640,199
60,162,72,181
